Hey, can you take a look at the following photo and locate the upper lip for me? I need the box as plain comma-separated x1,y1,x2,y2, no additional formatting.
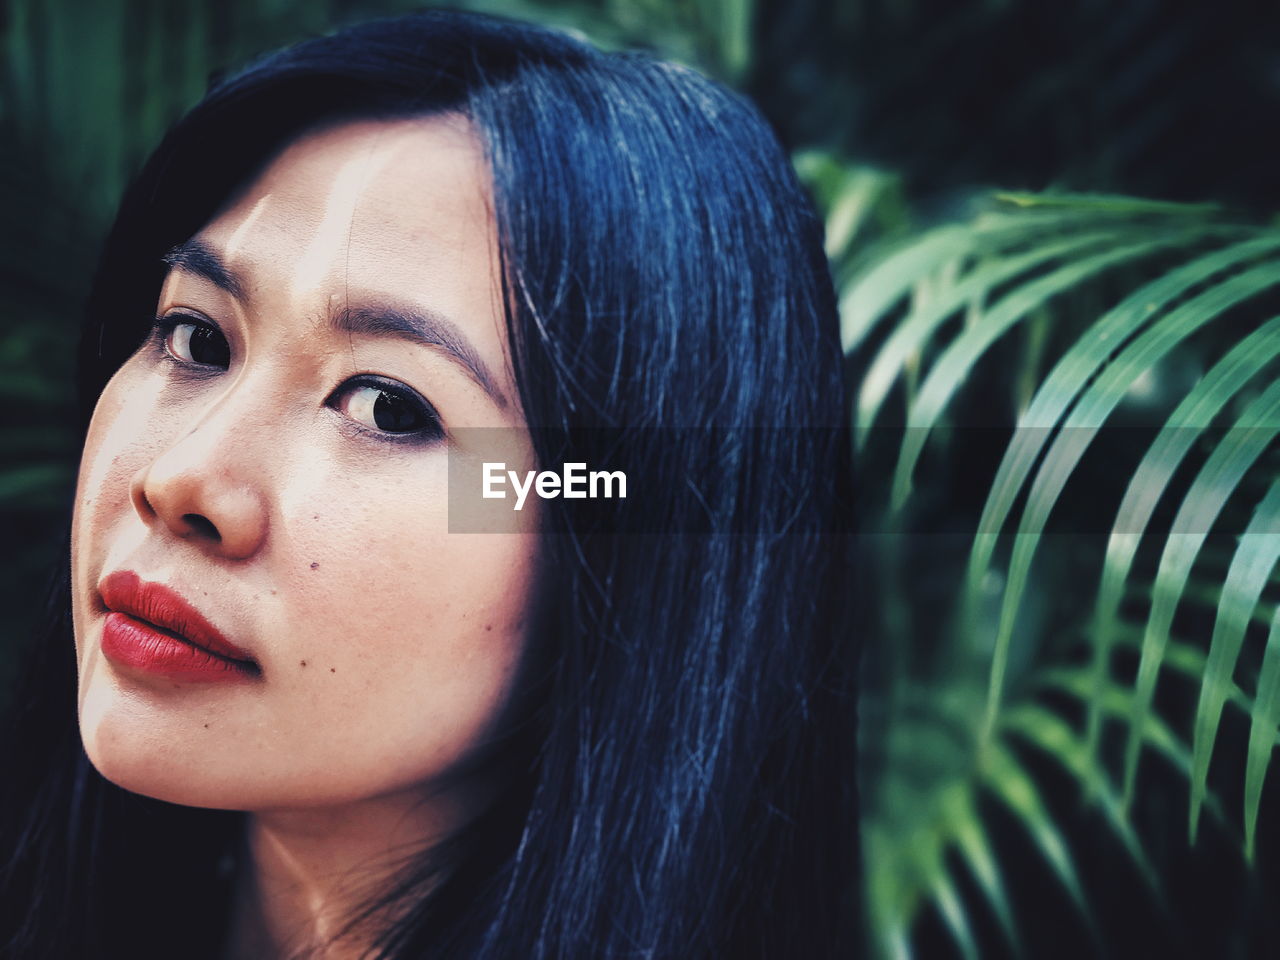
99,570,257,665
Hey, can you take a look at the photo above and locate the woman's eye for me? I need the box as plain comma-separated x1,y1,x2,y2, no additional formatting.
161,317,231,368
331,378,442,441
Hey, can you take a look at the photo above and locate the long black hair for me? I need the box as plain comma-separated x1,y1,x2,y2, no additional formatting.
1,9,857,958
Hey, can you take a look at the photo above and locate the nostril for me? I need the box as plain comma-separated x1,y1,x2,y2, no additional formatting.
183,513,221,542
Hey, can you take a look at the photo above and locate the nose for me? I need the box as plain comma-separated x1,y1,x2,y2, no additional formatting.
130,418,270,562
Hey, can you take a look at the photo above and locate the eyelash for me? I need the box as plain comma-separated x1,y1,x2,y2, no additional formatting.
151,313,225,378
149,313,445,446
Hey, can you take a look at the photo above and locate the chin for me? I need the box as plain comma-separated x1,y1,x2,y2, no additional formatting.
78,684,251,810
83,744,222,810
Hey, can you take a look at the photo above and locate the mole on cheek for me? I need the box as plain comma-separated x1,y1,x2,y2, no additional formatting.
310,562,320,570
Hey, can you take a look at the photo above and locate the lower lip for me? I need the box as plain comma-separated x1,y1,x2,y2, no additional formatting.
101,611,257,683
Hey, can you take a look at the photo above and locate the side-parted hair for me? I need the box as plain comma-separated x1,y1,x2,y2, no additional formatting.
1,10,857,958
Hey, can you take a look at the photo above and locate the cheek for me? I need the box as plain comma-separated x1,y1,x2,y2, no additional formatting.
72,370,166,652
276,448,535,648
74,362,180,530
75,376,143,532
259,451,539,797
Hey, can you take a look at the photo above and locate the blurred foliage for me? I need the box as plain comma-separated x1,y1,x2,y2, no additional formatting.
831,190,1280,959
6,1,1280,957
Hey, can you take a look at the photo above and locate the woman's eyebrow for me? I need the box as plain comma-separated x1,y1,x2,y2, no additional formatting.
331,305,507,408
161,238,508,409
163,238,247,301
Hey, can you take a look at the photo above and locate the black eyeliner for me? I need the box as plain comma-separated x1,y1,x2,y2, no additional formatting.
150,312,230,374
329,374,446,446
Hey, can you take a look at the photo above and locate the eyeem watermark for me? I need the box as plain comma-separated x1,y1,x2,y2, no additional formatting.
450,425,1277,534
483,462,627,511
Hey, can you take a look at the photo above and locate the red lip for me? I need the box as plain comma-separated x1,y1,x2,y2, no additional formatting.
98,570,259,682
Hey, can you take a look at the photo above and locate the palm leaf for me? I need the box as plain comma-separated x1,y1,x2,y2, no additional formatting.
1085,315,1280,777
1189,478,1280,839
1124,378,1280,806
1001,702,1157,890
945,786,1018,951
995,191,1221,216
964,234,1280,607
855,229,1131,448
1245,607,1280,859
979,739,1088,915
977,261,1280,741
793,152,906,262
835,183,1280,954
841,222,978,353
889,232,1219,512
930,858,980,960
839,208,1160,354
1041,666,1232,831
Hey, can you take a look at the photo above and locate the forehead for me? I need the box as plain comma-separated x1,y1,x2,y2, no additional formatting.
191,114,505,363
204,113,494,263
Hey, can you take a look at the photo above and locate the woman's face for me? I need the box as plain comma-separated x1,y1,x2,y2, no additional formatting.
70,116,539,813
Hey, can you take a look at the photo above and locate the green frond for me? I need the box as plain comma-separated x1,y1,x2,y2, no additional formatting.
794,152,906,262
965,235,1280,610
1086,314,1280,777
1189,479,1280,841
890,232,1213,515
1245,608,1280,861
943,785,1018,951
1124,378,1280,808
994,191,1222,216
979,260,1280,744
840,223,977,354
1041,666,1229,830
930,865,980,960
864,824,916,960
1001,702,1157,891
838,208,1157,355
849,190,1280,950
980,739,1089,915
1119,631,1256,722
855,229,1126,449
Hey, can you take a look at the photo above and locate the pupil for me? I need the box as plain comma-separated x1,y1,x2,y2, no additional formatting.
373,391,420,432
190,326,230,366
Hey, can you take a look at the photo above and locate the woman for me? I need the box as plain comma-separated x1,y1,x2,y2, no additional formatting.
0,9,856,959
